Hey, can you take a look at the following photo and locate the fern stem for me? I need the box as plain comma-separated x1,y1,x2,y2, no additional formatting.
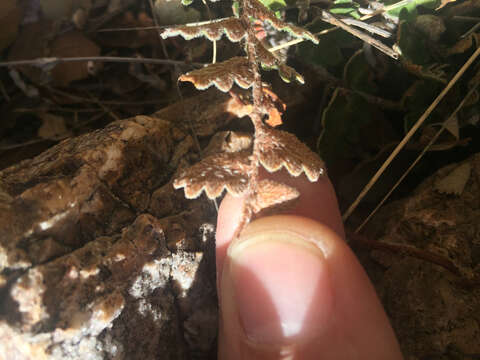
239,0,266,232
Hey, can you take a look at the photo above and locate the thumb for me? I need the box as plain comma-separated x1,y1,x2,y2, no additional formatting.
218,216,403,360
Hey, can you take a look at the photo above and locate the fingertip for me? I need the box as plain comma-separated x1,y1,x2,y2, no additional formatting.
216,193,246,276
218,216,403,360
216,171,344,280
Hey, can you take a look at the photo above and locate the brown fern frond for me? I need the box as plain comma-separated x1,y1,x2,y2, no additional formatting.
172,0,326,234
173,151,252,199
245,0,319,44
179,57,254,92
161,18,246,42
257,127,325,182
254,39,305,84
252,179,299,213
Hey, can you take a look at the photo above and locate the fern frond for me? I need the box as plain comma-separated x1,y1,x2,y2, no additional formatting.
257,127,326,182
162,17,246,42
245,0,319,44
179,57,254,92
173,0,326,226
173,151,252,199
251,179,300,213
254,39,305,84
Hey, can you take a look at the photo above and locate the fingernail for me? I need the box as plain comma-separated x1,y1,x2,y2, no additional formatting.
227,228,333,346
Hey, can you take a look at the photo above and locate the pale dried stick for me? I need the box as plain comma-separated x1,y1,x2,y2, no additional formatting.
342,46,480,221
201,0,217,63
355,83,479,232
320,11,398,59
0,56,204,68
341,18,392,38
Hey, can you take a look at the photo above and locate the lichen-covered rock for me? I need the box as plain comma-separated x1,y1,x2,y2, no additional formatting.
0,91,235,359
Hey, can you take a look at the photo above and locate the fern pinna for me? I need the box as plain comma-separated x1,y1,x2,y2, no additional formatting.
162,0,326,234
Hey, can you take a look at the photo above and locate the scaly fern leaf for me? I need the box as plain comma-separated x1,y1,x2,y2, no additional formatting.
245,0,319,44
173,151,252,199
251,179,300,213
254,39,305,84
162,17,246,42
179,57,254,92
257,127,326,181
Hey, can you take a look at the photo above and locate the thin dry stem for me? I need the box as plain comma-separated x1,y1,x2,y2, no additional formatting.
201,0,218,63
0,56,204,68
320,11,398,59
354,83,480,232
343,46,480,221
148,0,170,59
349,232,463,278
241,6,266,231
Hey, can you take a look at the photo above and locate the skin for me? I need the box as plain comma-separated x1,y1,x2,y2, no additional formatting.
215,169,404,360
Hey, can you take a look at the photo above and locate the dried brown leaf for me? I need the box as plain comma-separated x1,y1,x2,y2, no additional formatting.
251,179,299,213
162,17,246,42
261,88,286,127
203,131,253,156
265,107,282,127
37,112,72,140
49,31,101,87
173,151,252,199
179,57,254,92
246,0,318,44
257,127,325,182
434,162,471,195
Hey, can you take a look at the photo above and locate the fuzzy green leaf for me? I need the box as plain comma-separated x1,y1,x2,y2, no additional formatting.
384,0,440,20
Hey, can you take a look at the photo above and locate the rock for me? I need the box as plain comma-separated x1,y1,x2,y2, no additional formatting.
362,154,480,359
0,91,235,359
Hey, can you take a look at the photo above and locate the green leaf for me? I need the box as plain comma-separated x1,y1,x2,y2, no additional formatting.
259,0,287,12
232,1,240,17
330,0,361,19
396,20,431,65
330,7,361,18
298,37,343,67
343,50,378,94
383,0,441,20
297,18,357,67
317,90,375,164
